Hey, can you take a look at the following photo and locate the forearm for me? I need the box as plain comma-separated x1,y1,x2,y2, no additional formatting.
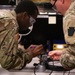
0,48,33,70
0,16,33,70
13,48,33,70
60,47,75,70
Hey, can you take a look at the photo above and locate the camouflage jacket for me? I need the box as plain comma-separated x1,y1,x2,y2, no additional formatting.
0,10,32,70
60,0,75,70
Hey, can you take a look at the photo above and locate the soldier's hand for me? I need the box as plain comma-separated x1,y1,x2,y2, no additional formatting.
48,50,63,60
26,44,37,51
27,44,44,57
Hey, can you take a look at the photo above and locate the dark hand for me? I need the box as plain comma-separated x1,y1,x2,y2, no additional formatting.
27,44,43,57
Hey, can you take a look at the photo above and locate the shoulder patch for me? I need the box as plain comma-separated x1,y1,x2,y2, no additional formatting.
68,27,75,36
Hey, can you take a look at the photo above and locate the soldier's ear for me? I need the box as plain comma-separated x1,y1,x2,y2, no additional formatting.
21,12,28,20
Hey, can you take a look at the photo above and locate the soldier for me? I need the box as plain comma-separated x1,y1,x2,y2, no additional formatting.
0,0,43,70
48,0,75,70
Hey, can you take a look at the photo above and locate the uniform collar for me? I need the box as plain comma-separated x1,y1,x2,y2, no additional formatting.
64,0,75,16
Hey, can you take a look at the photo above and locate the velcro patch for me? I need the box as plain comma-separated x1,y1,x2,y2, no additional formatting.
68,27,75,36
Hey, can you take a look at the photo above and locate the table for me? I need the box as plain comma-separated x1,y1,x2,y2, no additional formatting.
0,57,75,75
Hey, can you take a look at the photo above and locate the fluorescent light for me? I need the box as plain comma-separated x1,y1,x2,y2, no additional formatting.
48,16,56,24
57,44,64,49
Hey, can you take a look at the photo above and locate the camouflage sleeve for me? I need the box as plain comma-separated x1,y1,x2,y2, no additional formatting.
60,14,75,70
60,47,75,70
0,18,32,70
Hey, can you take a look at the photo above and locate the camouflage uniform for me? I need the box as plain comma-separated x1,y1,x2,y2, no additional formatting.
0,10,32,70
60,0,75,70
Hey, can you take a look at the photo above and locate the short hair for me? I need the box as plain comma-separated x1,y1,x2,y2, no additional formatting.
15,0,39,15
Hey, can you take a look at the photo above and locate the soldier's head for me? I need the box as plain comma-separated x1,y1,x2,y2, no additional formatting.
50,0,72,15
15,0,39,31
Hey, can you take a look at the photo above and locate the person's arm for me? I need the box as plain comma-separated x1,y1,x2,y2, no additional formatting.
60,15,75,70
60,47,75,70
0,17,33,70
48,15,75,70
0,17,42,70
